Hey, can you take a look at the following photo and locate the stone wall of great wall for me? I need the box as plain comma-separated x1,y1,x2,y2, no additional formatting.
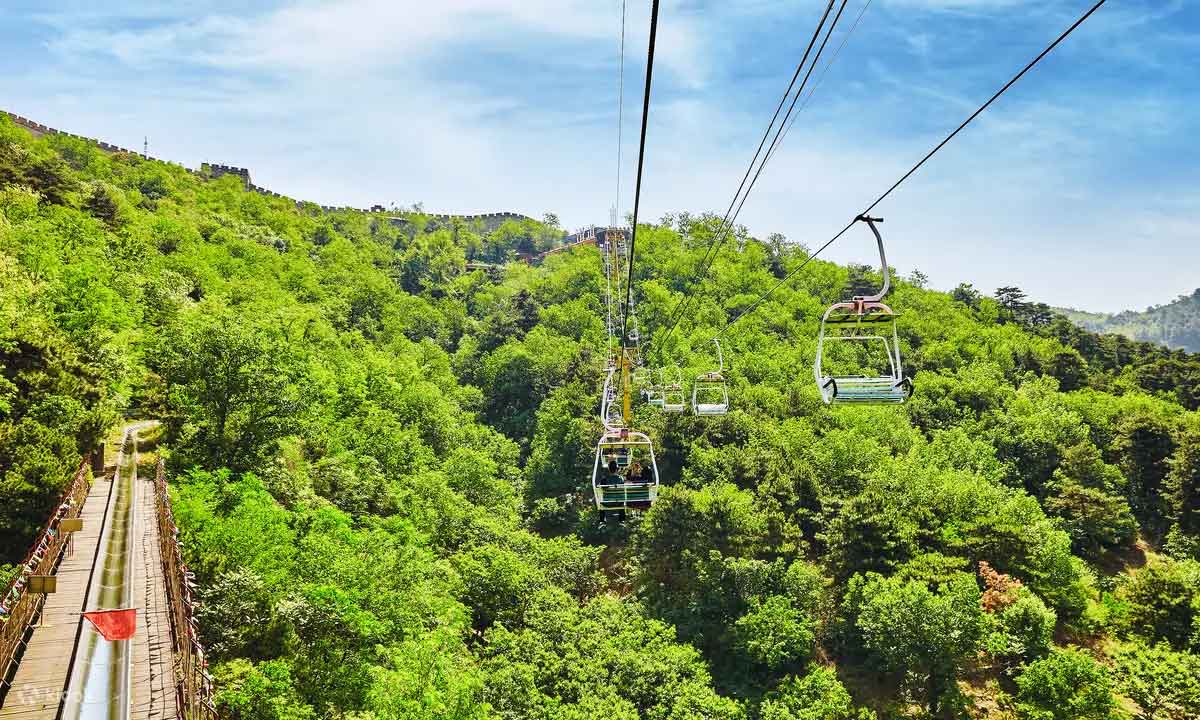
2,110,534,227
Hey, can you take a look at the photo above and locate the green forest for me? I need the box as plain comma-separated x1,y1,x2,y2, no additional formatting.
1,114,1199,720
1062,291,1200,355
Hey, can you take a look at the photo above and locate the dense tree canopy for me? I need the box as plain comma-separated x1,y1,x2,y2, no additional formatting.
3,114,1200,718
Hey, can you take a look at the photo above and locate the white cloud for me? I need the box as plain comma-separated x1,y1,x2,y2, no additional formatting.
9,0,1200,312
40,0,722,88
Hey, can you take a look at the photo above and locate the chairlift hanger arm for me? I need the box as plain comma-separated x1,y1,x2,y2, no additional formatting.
853,215,890,304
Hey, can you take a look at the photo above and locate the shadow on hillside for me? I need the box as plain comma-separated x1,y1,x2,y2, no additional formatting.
1094,537,1151,577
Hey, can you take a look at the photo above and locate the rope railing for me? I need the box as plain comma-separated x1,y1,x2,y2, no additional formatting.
0,458,91,693
154,459,216,720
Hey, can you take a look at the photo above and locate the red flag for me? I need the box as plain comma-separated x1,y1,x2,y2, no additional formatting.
83,608,137,641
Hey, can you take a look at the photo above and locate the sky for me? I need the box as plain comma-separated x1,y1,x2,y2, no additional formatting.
2,0,1198,312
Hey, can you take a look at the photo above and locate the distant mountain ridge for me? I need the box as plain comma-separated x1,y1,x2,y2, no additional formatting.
1060,288,1200,353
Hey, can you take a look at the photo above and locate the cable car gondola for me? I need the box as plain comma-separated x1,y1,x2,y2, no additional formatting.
692,339,729,416
814,216,913,405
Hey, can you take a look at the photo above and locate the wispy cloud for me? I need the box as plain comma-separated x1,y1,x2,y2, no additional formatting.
4,0,1200,311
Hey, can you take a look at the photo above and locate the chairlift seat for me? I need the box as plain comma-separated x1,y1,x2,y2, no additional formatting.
654,367,686,413
819,376,912,405
596,483,654,510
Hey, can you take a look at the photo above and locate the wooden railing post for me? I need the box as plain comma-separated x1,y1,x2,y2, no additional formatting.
154,460,216,720
0,458,92,700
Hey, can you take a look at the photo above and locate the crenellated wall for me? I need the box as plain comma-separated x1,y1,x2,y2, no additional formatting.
2,109,537,224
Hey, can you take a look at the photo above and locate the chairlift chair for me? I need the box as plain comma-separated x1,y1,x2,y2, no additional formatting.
645,368,666,408
632,366,650,388
692,339,729,416
814,216,913,405
591,428,660,511
660,367,686,413
601,368,623,427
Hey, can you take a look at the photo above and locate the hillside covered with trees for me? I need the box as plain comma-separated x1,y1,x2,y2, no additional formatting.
1062,290,1200,354
2,115,1199,719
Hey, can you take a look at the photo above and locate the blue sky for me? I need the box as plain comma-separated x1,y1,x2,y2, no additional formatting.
2,0,1198,311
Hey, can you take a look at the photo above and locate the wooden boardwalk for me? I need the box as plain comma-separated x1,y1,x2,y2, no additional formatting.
130,450,174,720
0,427,175,720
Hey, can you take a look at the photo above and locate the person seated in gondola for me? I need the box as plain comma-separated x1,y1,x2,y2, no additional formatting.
625,461,644,484
605,459,623,486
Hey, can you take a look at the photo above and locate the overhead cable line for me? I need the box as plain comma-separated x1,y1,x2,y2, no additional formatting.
689,0,839,275
654,0,838,347
615,0,627,222
713,0,1108,340
764,0,874,167
620,0,660,347
751,0,849,179
653,0,847,355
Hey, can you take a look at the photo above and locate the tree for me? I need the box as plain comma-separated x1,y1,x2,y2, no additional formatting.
196,568,281,662
1044,480,1136,558
978,562,1055,663
1055,442,1125,493
1047,350,1087,391
1015,648,1118,720
841,264,879,301
1110,641,1200,720
636,483,768,591
153,312,310,473
1111,411,1177,529
1122,558,1200,650
825,488,924,579
213,659,315,720
84,182,126,227
24,152,77,205
451,544,549,632
760,666,872,720
733,595,814,670
995,286,1029,323
852,572,984,716
1028,302,1055,328
1166,426,1200,539
952,282,982,310
367,630,492,720
399,229,465,294
479,590,743,720
766,232,790,278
